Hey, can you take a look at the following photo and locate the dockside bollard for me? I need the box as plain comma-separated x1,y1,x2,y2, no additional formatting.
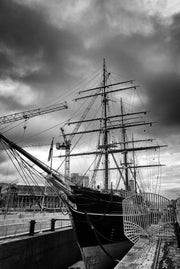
51,218,56,231
29,220,36,236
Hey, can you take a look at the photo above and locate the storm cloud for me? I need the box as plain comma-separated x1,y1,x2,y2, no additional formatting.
0,0,180,197
0,0,83,112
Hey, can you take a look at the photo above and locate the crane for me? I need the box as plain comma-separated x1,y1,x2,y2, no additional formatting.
0,102,68,155
0,102,68,125
56,127,71,179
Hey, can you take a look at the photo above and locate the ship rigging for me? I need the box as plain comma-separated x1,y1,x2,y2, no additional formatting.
0,59,167,269
56,59,165,194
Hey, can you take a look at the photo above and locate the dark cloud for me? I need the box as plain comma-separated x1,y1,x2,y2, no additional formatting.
144,73,180,125
168,14,180,55
1,0,179,136
84,11,180,135
140,14,180,130
0,0,180,196
0,0,83,89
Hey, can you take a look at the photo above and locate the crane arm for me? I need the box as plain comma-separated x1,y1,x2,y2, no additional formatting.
0,102,68,125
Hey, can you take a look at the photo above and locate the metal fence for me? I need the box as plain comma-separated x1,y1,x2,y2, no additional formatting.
123,192,175,243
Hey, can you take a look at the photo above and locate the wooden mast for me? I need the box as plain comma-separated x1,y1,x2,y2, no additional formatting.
103,58,109,190
132,135,137,193
121,99,129,191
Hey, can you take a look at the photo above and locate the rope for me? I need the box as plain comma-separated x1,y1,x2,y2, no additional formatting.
86,213,119,264
0,140,71,209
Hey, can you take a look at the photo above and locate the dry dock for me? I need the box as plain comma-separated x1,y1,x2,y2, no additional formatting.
69,235,180,269
114,235,180,269
0,213,81,269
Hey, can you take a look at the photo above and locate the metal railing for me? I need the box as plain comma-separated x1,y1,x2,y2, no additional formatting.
123,192,175,243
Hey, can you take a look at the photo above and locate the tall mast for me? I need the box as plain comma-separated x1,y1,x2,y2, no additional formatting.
56,62,167,192
132,135,137,192
121,99,129,191
103,59,109,190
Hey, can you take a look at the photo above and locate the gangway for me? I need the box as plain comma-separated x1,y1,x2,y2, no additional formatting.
123,192,175,243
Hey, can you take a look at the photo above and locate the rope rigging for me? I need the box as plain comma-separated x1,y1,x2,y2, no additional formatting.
0,137,71,209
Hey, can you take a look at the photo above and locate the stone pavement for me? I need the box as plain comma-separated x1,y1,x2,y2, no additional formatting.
114,236,180,269
114,237,157,269
158,237,180,269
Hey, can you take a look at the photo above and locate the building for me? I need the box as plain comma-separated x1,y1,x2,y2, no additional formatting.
0,183,63,211
71,173,89,187
0,173,90,212
128,179,135,192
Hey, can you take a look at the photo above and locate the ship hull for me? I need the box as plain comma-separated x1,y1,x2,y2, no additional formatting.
82,241,132,269
69,205,133,269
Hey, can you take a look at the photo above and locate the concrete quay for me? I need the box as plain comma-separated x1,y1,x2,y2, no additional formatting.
0,227,81,269
114,236,180,269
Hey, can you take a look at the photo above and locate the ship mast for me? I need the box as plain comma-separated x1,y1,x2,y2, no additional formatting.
57,61,167,192
132,135,137,193
103,59,109,190
120,99,129,191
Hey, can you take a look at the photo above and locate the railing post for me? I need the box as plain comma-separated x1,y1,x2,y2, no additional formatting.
51,218,56,231
29,220,36,236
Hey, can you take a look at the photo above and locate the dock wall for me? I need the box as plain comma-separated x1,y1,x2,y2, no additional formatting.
0,227,81,269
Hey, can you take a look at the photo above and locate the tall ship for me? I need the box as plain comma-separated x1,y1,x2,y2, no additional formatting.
0,60,165,269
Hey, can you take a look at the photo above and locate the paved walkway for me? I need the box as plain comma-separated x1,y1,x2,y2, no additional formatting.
114,236,180,269
114,237,157,269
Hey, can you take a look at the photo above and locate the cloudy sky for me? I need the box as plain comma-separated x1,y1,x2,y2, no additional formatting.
1,0,180,199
